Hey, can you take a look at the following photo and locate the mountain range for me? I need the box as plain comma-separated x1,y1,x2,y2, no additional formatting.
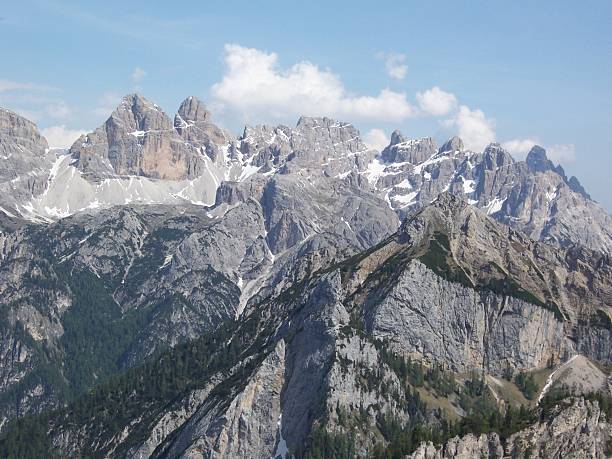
0,94,610,458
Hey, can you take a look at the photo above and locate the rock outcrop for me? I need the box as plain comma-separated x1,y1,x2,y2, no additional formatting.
410,397,612,458
70,94,209,181
0,107,53,218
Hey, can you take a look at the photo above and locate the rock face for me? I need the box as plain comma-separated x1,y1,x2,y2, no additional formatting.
0,168,399,428
0,195,609,457
344,193,612,374
70,94,208,181
381,132,437,164
0,107,53,216
174,96,231,165
410,397,612,458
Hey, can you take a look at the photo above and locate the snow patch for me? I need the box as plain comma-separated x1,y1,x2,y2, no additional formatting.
394,178,412,189
391,191,418,207
484,197,505,215
159,254,173,270
363,157,386,185
462,178,476,194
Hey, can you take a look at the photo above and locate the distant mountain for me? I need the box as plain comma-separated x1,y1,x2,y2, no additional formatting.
0,94,610,255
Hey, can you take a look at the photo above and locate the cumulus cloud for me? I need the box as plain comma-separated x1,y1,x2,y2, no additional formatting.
416,87,458,116
211,44,415,123
363,128,390,151
501,139,575,164
41,125,88,149
131,67,147,84
547,144,576,163
444,105,495,152
380,53,408,80
502,138,538,160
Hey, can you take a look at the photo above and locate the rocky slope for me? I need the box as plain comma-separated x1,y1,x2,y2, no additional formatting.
0,169,399,429
410,397,611,458
0,194,609,457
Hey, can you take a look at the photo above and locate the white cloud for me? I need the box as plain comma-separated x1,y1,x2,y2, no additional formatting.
131,67,147,84
502,138,538,160
547,144,576,163
416,86,458,116
41,125,87,149
501,139,575,164
211,44,415,123
445,105,496,152
363,128,390,151
381,53,408,80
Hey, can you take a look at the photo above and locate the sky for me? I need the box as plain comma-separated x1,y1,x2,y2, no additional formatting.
1,1,611,210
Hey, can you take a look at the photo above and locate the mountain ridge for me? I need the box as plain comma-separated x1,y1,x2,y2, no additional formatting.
1,93,610,256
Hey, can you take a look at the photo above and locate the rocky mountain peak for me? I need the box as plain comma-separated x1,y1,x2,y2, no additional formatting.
400,191,469,232
0,107,48,157
526,145,550,170
439,135,464,153
291,116,366,157
381,136,437,164
69,93,207,181
176,96,211,125
526,145,567,178
390,129,406,146
481,142,514,169
568,175,591,199
111,92,173,133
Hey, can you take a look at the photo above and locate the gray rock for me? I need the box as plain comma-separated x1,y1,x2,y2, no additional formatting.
410,397,612,458
70,94,209,181
0,107,53,214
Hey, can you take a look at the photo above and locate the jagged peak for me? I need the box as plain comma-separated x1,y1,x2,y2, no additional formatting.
525,145,568,179
295,116,352,130
481,142,514,168
526,145,554,170
118,92,157,108
110,93,166,123
177,96,210,123
439,136,464,153
568,176,591,200
526,144,548,161
390,129,406,146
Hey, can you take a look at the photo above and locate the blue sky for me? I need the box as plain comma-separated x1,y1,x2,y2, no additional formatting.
1,1,611,209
